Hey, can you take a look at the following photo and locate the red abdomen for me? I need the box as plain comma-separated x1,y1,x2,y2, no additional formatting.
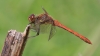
54,20,92,44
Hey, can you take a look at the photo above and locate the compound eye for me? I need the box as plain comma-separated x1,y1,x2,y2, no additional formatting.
28,14,35,23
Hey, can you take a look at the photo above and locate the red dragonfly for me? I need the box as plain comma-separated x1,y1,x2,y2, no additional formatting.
28,8,92,44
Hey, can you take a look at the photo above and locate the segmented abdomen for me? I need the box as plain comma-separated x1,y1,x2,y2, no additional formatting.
54,20,92,44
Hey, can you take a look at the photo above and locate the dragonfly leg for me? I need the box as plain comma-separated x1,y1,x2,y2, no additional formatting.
32,29,40,37
29,24,40,38
30,27,36,32
28,30,40,38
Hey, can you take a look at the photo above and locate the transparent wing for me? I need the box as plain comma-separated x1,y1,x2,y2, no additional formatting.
40,23,51,33
48,24,56,40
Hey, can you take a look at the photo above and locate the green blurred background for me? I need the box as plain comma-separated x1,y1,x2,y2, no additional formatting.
0,0,100,56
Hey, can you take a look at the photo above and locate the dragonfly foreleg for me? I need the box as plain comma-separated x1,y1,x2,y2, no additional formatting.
28,29,40,38
29,23,40,38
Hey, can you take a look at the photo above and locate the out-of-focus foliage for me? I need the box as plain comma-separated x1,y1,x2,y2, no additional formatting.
0,0,100,56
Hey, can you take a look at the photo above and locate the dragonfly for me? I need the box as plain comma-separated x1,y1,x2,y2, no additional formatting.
28,8,92,44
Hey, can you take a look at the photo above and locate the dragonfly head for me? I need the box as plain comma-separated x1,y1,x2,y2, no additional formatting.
28,14,35,23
